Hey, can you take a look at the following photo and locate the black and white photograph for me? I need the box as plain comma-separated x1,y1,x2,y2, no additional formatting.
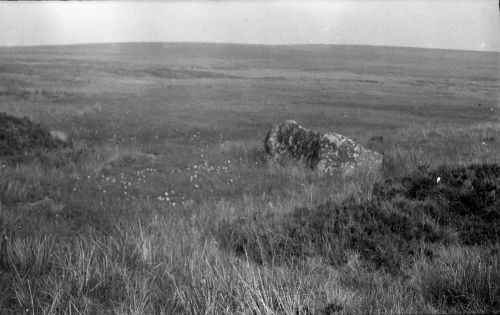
0,1,499,313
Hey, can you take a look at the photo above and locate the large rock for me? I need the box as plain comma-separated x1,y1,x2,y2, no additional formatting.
264,120,382,175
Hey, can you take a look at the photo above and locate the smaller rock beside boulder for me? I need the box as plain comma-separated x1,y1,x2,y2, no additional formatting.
264,120,382,175
49,130,71,144
0,112,71,159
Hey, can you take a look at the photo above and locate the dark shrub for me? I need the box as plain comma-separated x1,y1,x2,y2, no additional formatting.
217,200,444,273
366,135,384,153
374,163,500,244
0,112,71,161
217,163,499,273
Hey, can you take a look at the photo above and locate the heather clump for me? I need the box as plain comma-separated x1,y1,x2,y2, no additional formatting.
0,112,71,161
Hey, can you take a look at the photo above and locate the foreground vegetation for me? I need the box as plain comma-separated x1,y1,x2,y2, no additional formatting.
1,120,498,314
0,43,498,314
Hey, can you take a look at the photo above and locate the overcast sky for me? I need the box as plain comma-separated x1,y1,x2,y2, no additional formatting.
0,1,499,52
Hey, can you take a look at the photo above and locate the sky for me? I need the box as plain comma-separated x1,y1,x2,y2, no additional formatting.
0,1,499,52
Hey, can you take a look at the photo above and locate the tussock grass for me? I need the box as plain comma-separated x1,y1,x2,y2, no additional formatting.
381,122,499,177
412,245,500,313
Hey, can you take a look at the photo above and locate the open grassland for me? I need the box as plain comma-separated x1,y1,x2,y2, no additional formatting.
0,43,499,314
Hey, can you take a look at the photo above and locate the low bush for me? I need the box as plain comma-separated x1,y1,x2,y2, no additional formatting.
0,112,71,162
217,199,443,273
374,163,500,244
217,163,499,274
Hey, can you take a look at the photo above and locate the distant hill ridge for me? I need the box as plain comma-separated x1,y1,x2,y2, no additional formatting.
1,41,500,55
1,42,497,82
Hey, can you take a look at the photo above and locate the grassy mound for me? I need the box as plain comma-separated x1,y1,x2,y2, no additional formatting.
374,163,500,244
217,163,500,271
0,112,70,160
217,200,442,272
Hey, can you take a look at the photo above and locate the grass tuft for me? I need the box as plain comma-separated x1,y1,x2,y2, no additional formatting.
412,245,500,313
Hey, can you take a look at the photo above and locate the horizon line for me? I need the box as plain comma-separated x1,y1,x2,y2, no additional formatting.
1,40,499,54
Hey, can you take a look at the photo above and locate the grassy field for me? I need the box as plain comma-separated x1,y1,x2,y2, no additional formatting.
0,42,499,314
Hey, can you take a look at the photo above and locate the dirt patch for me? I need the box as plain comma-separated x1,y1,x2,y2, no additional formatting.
0,112,71,160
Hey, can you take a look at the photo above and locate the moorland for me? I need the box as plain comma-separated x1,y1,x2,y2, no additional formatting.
0,42,499,314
